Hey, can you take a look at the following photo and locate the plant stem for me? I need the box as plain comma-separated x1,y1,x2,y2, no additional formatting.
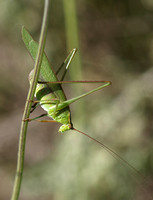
11,1,50,199
63,0,84,124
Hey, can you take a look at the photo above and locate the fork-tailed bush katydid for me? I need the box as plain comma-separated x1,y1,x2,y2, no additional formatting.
22,27,112,132
22,27,149,182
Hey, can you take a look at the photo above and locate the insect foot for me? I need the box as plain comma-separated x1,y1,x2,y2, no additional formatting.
23,118,31,122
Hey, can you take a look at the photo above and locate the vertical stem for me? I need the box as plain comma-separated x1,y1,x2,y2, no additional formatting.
63,0,85,124
11,1,50,199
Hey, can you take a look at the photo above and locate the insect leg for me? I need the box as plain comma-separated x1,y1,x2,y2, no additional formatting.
28,97,60,119
24,113,48,122
28,98,58,113
28,98,58,104
35,119,58,123
48,80,112,112
30,102,39,113
55,48,77,81
53,99,60,117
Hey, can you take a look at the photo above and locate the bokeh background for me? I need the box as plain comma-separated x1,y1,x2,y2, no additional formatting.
0,0,153,200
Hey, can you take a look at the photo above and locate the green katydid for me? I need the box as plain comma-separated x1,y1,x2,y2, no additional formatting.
22,27,112,132
22,27,147,178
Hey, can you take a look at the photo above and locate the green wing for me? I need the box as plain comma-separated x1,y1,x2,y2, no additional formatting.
22,26,67,102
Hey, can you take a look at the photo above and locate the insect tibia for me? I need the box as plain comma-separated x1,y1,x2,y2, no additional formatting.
23,114,48,122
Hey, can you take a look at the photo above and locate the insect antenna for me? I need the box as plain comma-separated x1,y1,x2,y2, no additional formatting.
72,128,141,175
72,127,153,199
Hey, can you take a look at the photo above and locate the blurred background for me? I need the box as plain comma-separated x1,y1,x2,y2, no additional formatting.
0,0,153,199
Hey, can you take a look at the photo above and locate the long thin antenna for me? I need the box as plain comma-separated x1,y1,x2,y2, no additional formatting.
72,128,153,200
72,128,143,177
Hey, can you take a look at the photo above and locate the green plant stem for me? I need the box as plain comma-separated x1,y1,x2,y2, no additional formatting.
11,1,50,199
63,0,84,124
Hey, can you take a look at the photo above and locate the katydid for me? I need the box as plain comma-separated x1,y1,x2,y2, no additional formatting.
22,27,112,132
22,27,149,182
